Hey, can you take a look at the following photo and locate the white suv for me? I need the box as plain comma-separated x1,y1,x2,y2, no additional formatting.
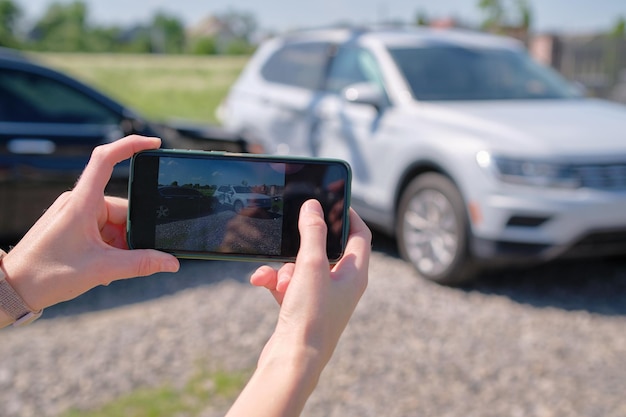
214,185,273,213
218,27,626,284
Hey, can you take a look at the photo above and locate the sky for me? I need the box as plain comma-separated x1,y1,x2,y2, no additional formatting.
158,157,285,188
16,0,626,35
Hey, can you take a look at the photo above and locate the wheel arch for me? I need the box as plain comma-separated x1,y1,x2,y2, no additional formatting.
393,160,466,230
393,160,480,284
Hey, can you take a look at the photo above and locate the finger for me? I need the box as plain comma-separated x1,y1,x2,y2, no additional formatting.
100,221,128,249
75,135,161,197
104,196,129,226
99,197,131,249
268,289,285,305
276,263,296,292
345,208,372,254
332,208,372,274
296,200,328,265
250,265,278,289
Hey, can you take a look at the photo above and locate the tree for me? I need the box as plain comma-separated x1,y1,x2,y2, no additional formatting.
611,16,626,38
0,0,22,48
478,0,532,32
606,16,626,85
30,1,90,51
86,26,123,52
478,0,504,31
150,11,186,54
189,36,218,55
414,10,429,26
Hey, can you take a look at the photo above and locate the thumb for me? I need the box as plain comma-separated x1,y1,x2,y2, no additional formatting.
296,200,328,263
96,249,180,284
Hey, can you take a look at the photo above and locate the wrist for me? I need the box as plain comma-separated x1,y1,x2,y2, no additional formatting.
0,250,43,327
258,343,325,385
227,344,325,417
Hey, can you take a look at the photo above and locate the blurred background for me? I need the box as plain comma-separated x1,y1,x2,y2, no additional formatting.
4,0,626,120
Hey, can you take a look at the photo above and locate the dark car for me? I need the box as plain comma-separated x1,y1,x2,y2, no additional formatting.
157,186,216,220
0,48,246,241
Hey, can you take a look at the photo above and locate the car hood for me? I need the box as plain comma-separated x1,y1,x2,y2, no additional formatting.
414,98,626,160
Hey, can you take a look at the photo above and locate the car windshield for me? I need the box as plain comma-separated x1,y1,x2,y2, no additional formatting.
233,186,254,193
388,46,581,101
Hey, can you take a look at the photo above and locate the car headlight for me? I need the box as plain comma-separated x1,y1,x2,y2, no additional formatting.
476,151,580,189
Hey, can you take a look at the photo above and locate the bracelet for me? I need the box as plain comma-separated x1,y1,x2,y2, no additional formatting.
0,250,43,326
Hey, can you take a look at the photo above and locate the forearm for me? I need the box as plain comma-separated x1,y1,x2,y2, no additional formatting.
226,346,324,417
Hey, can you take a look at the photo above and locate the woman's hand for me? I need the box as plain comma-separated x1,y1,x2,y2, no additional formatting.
227,200,371,417
1,135,179,322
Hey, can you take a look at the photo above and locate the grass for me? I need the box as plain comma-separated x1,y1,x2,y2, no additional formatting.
33,53,249,123
61,367,250,417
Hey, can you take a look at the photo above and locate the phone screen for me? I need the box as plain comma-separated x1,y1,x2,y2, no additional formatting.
127,150,351,262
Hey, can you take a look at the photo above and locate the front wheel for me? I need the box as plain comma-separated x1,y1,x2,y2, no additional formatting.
396,173,478,285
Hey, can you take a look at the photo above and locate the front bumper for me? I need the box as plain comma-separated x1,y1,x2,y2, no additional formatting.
471,186,626,262
473,228,626,263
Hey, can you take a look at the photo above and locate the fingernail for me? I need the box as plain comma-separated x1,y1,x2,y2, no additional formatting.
163,258,179,273
276,276,287,292
303,199,322,214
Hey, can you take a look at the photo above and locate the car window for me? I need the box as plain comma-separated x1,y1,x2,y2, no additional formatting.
260,42,331,90
233,186,253,193
0,68,121,124
325,46,385,94
389,46,580,101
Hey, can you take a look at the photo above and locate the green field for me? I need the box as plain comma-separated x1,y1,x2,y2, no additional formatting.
34,53,250,124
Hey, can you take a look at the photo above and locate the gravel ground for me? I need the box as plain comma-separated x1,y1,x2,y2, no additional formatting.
156,209,282,254
1,234,626,417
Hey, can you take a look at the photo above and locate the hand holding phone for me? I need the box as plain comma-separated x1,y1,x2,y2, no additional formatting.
127,150,351,262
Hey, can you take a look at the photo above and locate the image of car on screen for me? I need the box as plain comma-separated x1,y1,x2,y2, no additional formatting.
156,186,216,220
214,185,273,214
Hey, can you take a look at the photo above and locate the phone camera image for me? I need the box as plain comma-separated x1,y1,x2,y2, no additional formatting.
155,156,284,255
128,150,351,262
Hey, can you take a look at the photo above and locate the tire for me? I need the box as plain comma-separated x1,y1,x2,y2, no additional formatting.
234,200,244,214
396,173,478,285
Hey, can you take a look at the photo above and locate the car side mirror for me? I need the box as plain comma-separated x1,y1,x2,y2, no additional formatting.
342,82,386,111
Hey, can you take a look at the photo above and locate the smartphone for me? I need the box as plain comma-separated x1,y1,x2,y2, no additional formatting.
127,149,351,263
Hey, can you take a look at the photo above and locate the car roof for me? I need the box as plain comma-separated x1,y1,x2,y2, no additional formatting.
0,47,131,116
280,26,523,51
0,47,32,63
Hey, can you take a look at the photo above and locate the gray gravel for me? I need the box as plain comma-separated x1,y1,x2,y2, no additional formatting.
1,234,626,417
156,209,282,254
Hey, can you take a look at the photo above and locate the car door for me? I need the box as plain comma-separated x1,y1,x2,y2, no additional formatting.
314,45,397,212
239,41,333,156
0,66,125,238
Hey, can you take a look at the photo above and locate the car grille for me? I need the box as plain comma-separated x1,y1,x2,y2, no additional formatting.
251,199,270,207
575,163,626,190
560,229,626,258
